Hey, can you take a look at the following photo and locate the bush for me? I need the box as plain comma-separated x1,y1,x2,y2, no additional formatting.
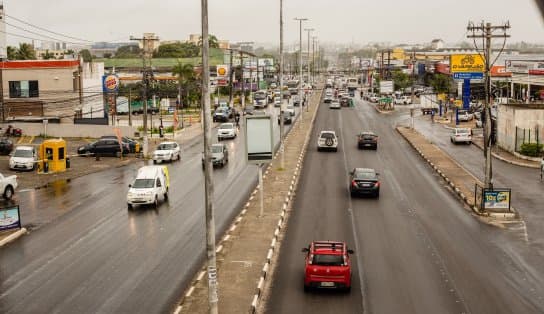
519,143,543,157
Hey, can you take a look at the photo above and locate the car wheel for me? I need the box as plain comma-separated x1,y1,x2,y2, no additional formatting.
375,190,380,198
334,148,338,152
468,141,472,145
154,196,159,209
164,190,169,201
303,284,310,293
153,160,157,164
177,153,181,161
350,191,356,198
345,286,352,293
3,186,14,200
127,203,133,210
317,147,321,152
221,160,225,168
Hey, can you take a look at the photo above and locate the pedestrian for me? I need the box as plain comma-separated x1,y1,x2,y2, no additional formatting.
234,110,240,128
540,157,544,181
431,109,435,123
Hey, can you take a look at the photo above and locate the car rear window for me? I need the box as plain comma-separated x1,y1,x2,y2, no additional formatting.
320,133,335,139
361,134,376,140
312,254,344,266
354,171,376,180
212,146,223,153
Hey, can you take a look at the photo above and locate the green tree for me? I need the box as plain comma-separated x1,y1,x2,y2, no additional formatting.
15,43,36,60
7,46,17,59
173,63,199,107
391,69,412,91
428,73,452,93
80,49,93,62
114,45,141,58
42,50,55,60
103,53,112,58
154,42,199,58
198,34,219,49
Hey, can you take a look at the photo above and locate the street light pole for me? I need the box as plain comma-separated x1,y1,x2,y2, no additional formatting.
201,0,219,312
305,28,314,89
279,0,285,169
294,17,308,118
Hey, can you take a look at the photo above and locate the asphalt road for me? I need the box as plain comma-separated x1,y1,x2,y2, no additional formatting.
0,104,299,314
264,94,544,314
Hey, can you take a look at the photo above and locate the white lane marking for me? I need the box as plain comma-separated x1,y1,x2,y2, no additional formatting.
197,271,206,281
173,305,182,314
185,286,195,297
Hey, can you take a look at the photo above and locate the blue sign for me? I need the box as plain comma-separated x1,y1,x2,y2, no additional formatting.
168,107,175,113
453,72,483,80
0,206,21,232
463,79,471,110
102,74,120,93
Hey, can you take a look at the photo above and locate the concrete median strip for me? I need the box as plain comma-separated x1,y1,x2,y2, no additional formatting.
0,228,28,247
397,126,518,222
177,89,323,314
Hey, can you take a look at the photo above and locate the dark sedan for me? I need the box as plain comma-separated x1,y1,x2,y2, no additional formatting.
101,136,140,153
77,139,130,157
349,168,380,198
0,137,14,155
357,131,378,150
278,112,293,125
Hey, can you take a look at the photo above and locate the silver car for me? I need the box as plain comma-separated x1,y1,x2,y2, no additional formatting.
317,131,338,152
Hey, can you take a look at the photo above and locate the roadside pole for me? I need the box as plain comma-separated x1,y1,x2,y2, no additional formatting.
128,88,132,127
279,0,285,169
295,17,308,120
410,49,415,129
201,0,219,312
259,163,264,217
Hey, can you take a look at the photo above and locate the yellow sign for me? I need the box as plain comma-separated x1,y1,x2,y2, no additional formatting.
216,65,228,77
450,54,485,73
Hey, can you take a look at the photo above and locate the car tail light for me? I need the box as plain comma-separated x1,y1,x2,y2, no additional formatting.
374,181,380,187
351,180,358,187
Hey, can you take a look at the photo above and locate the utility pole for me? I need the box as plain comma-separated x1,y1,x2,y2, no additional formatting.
410,49,416,129
467,21,510,189
240,51,245,111
312,36,318,84
201,0,219,313
279,0,285,169
294,17,308,118
305,28,314,89
228,49,234,106
130,33,159,158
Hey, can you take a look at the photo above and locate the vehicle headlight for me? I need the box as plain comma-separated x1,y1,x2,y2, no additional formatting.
127,192,134,198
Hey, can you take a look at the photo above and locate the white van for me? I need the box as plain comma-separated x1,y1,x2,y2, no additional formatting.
127,166,169,209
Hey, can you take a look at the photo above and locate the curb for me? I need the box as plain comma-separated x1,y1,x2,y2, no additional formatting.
0,228,28,247
250,89,322,314
471,141,540,169
396,127,518,220
373,104,394,115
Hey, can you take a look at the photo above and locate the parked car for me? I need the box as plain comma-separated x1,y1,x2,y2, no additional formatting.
9,146,37,171
101,136,140,153
278,111,293,125
0,137,14,155
0,172,18,200
457,110,474,122
77,139,129,157
317,130,338,152
302,241,354,292
349,168,380,198
213,108,230,122
202,143,229,168
152,141,181,163
450,128,472,144
127,165,169,209
357,131,378,150
217,123,237,140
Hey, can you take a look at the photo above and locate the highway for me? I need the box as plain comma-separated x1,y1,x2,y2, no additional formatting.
264,95,544,313
0,104,298,314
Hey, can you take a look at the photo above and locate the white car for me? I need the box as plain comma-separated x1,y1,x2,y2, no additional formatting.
0,172,18,200
457,110,474,122
329,100,341,109
450,128,472,144
152,141,181,164
317,130,338,152
127,165,169,209
9,146,37,171
285,105,296,116
218,123,237,140
394,96,412,105
274,98,282,107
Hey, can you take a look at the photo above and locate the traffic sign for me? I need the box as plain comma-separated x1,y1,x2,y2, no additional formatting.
453,72,483,80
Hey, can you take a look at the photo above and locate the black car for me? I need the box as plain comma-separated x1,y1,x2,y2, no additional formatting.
349,168,380,198
278,112,293,125
0,137,14,155
101,136,140,153
357,131,378,150
78,139,130,156
213,108,230,122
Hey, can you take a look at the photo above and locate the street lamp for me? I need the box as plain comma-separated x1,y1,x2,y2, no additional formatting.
304,28,314,89
294,17,308,117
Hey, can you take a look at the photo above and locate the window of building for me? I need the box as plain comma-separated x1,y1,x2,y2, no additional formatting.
9,80,39,98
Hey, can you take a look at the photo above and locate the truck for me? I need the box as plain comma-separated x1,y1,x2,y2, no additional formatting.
0,172,18,200
116,99,159,115
347,77,358,91
419,94,439,114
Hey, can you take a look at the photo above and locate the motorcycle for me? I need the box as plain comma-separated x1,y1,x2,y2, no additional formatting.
2,125,23,137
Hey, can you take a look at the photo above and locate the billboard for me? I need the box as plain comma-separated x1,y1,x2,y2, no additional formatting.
216,65,229,77
450,54,485,73
379,81,393,94
482,189,511,211
245,115,274,164
505,60,544,74
102,74,120,93
258,58,274,67
0,205,21,232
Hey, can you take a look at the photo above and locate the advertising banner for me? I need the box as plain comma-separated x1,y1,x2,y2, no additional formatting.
245,115,273,164
505,60,544,74
482,189,511,211
0,205,21,232
379,81,394,94
102,74,120,93
450,54,485,73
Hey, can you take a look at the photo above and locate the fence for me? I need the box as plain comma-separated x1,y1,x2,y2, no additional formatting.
515,125,542,153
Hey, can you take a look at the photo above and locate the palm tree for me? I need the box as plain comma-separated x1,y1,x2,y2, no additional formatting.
15,43,36,60
198,34,219,49
7,46,17,60
173,63,196,107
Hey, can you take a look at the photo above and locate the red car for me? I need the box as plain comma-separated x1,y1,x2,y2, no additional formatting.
302,241,354,292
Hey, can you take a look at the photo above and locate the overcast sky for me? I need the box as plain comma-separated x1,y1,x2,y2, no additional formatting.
4,0,544,47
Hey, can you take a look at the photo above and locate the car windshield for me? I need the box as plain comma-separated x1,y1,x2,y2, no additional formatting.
220,124,233,129
354,170,376,180
157,144,176,150
211,146,223,153
132,179,155,188
320,133,335,139
13,149,33,157
361,133,376,139
312,254,344,266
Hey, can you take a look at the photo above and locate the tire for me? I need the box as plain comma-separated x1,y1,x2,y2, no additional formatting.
468,141,472,145
153,160,157,164
221,160,225,168
154,196,159,209
304,284,310,293
127,203,133,210
164,190,169,201
374,145,378,150
3,186,14,200
350,191,356,198
375,190,380,199
334,148,338,152
177,153,181,161
345,286,352,293
317,147,321,152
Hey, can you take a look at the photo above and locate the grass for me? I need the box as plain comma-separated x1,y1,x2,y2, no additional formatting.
95,48,224,68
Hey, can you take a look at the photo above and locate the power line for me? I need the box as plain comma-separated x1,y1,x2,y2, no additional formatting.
5,14,93,43
4,21,89,45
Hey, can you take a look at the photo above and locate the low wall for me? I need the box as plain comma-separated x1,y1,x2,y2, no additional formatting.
4,122,137,138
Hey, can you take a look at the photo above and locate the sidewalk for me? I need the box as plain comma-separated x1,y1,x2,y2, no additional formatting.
176,89,322,314
397,126,517,220
472,136,540,169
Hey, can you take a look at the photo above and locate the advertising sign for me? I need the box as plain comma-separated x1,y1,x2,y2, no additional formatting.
360,58,374,70
258,58,274,67
379,81,394,94
245,115,274,164
453,72,483,80
102,74,120,93
505,60,544,74
482,189,511,211
217,79,228,86
450,54,485,73
0,205,21,232
216,65,229,77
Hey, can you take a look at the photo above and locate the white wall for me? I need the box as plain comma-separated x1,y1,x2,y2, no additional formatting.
497,105,544,152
